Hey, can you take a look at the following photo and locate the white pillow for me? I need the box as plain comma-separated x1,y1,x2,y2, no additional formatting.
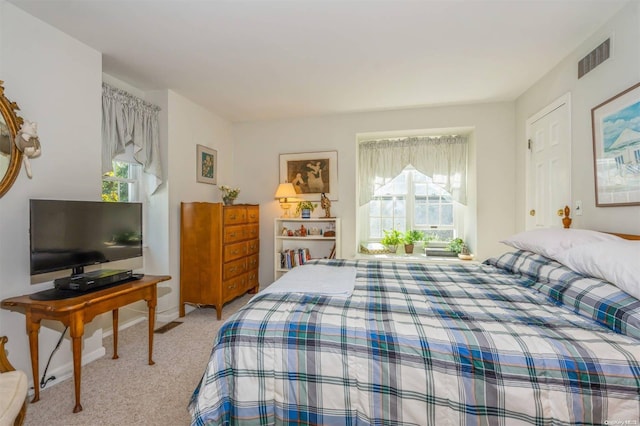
500,228,622,261
554,240,640,300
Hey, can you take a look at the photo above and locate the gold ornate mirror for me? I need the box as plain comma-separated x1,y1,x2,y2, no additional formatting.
0,81,23,198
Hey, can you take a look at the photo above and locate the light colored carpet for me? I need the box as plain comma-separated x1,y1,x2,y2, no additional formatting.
24,294,253,426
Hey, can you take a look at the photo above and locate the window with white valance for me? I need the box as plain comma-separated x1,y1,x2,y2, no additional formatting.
102,83,163,195
358,135,468,206
358,135,468,246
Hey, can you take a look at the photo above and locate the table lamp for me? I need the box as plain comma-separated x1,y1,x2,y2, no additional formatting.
274,183,298,217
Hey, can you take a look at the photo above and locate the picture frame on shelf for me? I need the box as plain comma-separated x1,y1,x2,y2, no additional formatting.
196,144,217,185
591,82,640,206
279,151,338,201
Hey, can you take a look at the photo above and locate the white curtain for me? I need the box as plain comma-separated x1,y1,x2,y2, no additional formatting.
102,83,163,194
358,135,468,206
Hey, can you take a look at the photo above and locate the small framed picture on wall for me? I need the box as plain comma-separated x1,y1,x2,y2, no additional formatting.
196,144,217,185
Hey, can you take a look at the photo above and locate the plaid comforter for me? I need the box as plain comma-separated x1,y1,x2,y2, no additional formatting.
189,255,640,425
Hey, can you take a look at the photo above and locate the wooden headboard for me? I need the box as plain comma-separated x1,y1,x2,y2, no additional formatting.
610,232,640,240
561,205,640,240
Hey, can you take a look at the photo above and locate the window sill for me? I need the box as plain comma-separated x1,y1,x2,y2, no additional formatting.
354,252,479,265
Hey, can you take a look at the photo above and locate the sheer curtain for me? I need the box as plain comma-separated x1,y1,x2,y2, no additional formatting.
102,83,163,194
358,135,468,206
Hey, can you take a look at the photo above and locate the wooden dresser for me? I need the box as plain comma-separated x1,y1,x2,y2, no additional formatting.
179,202,259,319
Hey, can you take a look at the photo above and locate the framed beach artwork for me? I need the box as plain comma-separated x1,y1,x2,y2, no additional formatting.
279,151,337,201
591,82,640,207
196,144,217,185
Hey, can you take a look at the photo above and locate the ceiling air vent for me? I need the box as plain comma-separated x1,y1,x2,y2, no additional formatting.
578,38,610,79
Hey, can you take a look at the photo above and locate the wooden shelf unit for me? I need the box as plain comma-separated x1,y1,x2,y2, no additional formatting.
274,217,341,281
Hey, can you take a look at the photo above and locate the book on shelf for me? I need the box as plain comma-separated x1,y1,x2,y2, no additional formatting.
279,248,312,270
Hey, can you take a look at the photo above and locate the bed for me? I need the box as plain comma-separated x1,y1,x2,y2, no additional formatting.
189,229,640,425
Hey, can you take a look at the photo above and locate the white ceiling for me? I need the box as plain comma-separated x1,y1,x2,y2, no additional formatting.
8,0,628,122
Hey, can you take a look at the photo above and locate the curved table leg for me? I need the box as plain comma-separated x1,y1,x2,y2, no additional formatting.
112,309,119,360
26,313,41,403
70,318,84,413
147,291,156,366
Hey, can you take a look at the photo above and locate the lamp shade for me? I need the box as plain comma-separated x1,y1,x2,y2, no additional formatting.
274,183,297,200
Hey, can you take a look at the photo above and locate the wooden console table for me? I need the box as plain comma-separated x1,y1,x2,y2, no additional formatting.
0,274,171,413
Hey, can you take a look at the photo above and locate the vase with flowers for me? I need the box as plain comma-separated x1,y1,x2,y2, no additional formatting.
219,185,240,205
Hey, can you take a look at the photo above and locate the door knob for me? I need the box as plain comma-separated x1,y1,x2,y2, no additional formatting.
529,209,536,216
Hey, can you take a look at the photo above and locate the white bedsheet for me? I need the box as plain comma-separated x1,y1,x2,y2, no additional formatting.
256,264,356,298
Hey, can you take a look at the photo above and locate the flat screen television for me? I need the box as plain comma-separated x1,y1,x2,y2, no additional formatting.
30,199,143,276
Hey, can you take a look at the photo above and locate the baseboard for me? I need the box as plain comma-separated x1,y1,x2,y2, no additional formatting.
183,304,196,315
26,307,183,395
102,316,146,338
27,346,106,395
157,307,180,324
102,308,181,330
27,316,145,394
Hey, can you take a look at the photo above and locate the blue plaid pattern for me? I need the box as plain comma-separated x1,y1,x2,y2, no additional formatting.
487,250,640,339
189,256,640,425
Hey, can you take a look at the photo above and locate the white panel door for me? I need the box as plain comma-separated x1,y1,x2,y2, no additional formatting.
526,95,571,230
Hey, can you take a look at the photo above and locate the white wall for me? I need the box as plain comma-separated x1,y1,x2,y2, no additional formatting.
233,102,516,287
162,90,235,318
515,1,640,234
0,1,105,380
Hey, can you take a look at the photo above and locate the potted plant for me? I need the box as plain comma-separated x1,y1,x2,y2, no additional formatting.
381,229,402,253
295,201,317,218
402,230,424,254
219,185,240,205
447,237,465,254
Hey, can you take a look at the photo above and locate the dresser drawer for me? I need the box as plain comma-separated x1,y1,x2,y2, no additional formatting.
224,206,247,225
223,275,247,302
224,241,248,262
244,224,259,240
247,254,259,271
246,206,259,223
223,257,247,280
224,225,246,244
247,239,259,255
246,269,259,291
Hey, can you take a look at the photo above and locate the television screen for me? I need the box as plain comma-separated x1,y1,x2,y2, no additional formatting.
30,199,143,275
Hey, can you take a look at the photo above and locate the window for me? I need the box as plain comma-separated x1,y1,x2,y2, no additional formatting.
357,133,469,250
366,167,456,243
102,161,142,202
